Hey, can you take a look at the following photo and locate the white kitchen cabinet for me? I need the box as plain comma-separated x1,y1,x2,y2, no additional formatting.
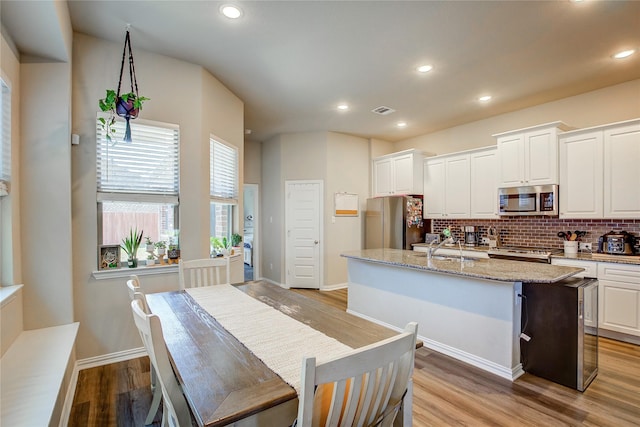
470,147,498,218
603,121,640,218
598,262,640,337
372,157,393,196
494,122,570,188
559,118,640,219
372,149,424,196
559,129,604,218
423,153,470,218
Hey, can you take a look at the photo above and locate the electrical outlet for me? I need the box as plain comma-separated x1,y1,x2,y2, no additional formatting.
579,242,592,251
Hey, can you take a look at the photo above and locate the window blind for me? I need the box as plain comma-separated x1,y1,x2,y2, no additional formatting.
210,137,238,203
97,115,179,203
0,79,11,184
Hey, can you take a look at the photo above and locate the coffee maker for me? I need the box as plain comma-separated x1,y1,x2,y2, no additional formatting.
464,226,479,247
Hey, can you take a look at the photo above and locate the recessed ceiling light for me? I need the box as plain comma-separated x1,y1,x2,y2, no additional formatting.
396,121,408,128
478,95,492,103
220,4,243,19
417,65,433,73
613,49,635,59
337,104,349,111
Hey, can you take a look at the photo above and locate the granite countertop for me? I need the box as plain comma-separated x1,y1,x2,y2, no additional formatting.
551,252,640,266
412,243,640,266
341,249,583,283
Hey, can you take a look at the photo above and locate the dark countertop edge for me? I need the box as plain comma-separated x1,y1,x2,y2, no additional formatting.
341,251,582,284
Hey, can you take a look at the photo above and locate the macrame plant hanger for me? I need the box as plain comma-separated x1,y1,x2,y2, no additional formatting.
116,26,140,143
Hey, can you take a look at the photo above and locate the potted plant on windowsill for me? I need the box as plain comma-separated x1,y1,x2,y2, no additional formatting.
230,233,242,255
144,236,154,252
121,227,143,268
154,240,166,257
98,89,149,143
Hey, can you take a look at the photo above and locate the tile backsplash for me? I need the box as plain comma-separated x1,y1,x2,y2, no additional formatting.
432,218,640,250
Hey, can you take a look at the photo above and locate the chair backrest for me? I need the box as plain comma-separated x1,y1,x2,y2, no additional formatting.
178,257,231,289
126,278,140,300
131,299,192,427
129,274,141,287
126,278,149,312
297,322,418,427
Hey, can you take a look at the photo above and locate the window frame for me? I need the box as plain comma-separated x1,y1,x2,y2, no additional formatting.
0,77,11,285
209,136,239,250
96,115,180,268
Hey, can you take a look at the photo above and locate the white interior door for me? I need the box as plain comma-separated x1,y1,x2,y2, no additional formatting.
285,180,322,289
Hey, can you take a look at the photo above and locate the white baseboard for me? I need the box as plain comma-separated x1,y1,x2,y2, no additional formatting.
321,282,348,291
76,347,147,370
347,308,523,382
59,347,148,426
260,277,286,288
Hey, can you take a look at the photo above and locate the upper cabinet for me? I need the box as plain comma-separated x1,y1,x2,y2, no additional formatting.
372,149,425,197
559,128,603,218
423,147,497,219
560,119,640,219
470,147,499,219
604,121,640,218
494,122,570,188
424,153,470,218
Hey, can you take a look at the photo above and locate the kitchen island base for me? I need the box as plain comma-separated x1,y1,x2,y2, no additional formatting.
346,258,525,381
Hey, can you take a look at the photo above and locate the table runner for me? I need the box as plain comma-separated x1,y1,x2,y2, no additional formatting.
186,285,353,393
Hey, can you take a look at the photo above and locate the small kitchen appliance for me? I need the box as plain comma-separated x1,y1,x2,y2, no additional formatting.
498,184,559,216
464,226,479,247
597,231,635,255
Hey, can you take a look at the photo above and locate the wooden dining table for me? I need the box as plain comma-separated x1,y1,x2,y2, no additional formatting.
145,281,418,427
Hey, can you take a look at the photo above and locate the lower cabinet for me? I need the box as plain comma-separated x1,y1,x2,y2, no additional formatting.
598,262,640,337
550,257,640,336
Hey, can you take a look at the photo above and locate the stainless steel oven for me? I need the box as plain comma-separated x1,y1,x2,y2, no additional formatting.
488,246,562,263
498,184,559,216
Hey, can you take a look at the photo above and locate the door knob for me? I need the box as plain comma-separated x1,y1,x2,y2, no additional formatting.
314,240,319,244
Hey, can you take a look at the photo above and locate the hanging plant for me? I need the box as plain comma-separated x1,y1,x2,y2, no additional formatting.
98,90,148,143
97,28,149,143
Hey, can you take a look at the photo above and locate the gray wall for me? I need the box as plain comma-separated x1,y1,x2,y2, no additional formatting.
395,79,640,155
260,131,368,288
70,33,244,359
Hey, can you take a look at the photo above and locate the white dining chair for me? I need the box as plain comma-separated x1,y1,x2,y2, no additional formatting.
129,274,141,287
178,257,231,289
296,322,418,427
125,279,158,424
131,298,192,427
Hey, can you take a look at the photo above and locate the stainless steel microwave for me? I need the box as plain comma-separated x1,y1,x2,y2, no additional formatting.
498,184,559,216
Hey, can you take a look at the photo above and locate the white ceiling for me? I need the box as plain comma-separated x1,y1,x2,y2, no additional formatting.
3,1,640,142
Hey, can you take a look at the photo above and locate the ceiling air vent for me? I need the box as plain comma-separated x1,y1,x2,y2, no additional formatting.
371,106,396,115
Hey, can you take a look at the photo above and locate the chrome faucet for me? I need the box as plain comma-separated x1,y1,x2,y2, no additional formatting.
427,236,455,260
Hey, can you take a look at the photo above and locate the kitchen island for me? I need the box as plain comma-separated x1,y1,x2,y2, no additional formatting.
341,249,583,380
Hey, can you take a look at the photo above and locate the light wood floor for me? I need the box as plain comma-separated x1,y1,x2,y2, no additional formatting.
69,287,640,426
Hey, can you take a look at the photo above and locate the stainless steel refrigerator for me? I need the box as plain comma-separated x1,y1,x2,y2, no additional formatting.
365,196,426,250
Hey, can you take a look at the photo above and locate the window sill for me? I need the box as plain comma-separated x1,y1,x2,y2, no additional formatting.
0,284,23,308
92,264,178,280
